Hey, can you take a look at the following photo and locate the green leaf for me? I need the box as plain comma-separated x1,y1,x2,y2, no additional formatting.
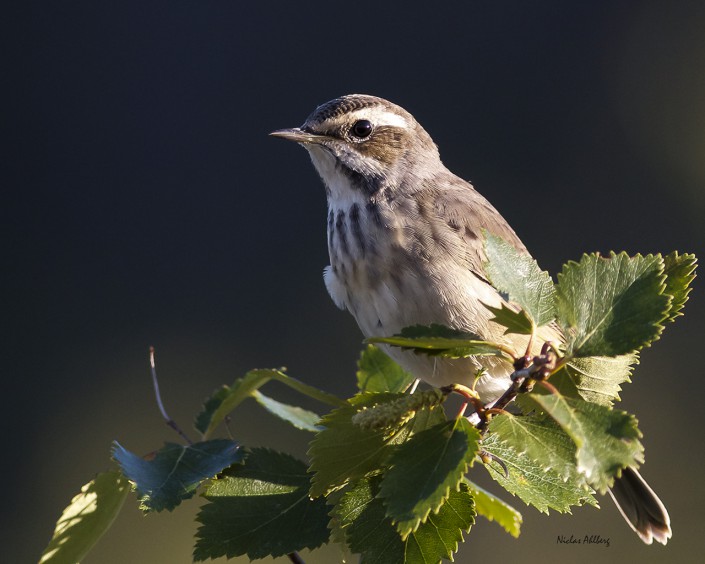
39,471,130,564
488,413,581,484
404,484,475,562
663,252,697,323
555,252,670,357
481,432,597,513
464,479,522,538
309,392,448,498
333,478,392,557
485,303,534,335
112,439,242,512
357,344,416,393
379,418,480,537
194,448,329,561
335,477,474,563
251,390,322,432
195,369,344,438
526,393,644,493
368,324,513,361
484,232,557,327
195,371,273,436
549,354,638,405
308,393,409,497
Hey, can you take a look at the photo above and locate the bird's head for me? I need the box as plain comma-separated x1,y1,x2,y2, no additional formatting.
271,94,441,197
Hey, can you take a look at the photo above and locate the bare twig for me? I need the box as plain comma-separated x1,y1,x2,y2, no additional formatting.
149,346,193,444
476,343,562,433
287,552,305,564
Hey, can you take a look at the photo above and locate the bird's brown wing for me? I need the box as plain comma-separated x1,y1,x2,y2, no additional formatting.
429,172,529,281
430,172,564,347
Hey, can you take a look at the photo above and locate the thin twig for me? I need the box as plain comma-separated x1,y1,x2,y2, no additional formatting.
287,552,305,564
149,346,193,444
476,379,522,433
476,344,562,433
223,416,235,441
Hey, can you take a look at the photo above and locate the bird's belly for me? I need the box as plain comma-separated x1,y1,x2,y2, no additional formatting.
324,256,517,402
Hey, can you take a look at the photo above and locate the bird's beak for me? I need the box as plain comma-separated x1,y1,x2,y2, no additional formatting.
269,128,327,145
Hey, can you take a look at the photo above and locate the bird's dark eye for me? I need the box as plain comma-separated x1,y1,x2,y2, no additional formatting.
350,119,373,139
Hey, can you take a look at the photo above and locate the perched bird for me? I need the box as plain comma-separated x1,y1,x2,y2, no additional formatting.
271,94,671,544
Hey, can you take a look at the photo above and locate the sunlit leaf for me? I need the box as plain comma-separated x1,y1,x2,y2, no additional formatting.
356,344,416,393
195,369,343,438
549,354,638,405
464,479,522,538
39,471,129,564
251,390,322,432
488,412,580,483
195,371,273,436
484,232,557,327
481,432,596,513
368,324,513,361
555,253,670,356
526,393,644,493
662,251,697,323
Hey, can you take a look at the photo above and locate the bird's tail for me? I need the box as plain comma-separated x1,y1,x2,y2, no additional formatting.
608,466,672,545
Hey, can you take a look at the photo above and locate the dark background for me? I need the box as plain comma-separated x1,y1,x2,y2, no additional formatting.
4,2,704,563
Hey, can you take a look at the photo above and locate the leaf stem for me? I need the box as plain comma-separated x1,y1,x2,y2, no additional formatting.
444,383,485,419
537,379,560,395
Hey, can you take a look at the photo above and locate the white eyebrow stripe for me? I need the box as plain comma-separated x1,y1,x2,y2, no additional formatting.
347,108,410,129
